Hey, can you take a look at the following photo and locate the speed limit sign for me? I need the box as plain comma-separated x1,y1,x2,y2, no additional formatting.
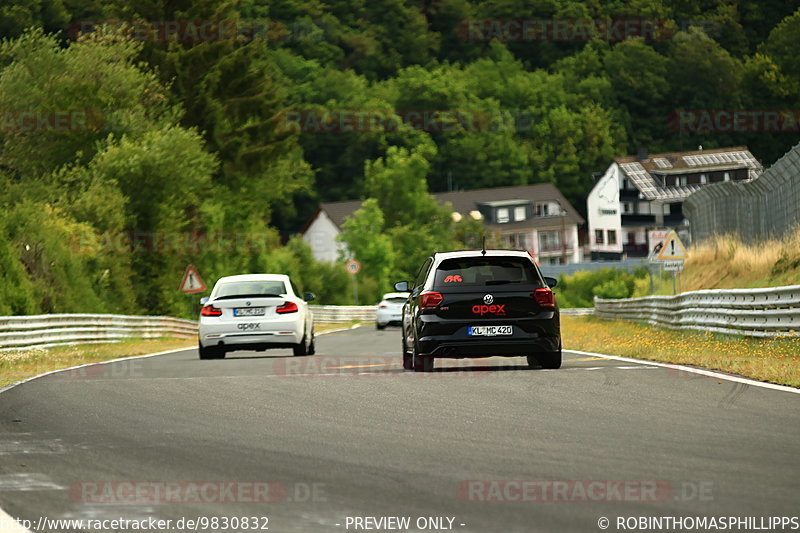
345,259,361,275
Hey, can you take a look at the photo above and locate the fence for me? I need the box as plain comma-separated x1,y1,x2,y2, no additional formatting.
0,314,198,351
594,285,800,337
538,258,649,278
684,141,800,243
310,305,377,323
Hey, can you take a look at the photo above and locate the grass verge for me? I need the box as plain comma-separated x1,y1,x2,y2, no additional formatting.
562,315,800,388
0,338,195,389
0,323,361,389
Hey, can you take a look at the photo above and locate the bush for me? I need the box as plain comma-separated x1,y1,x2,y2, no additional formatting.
554,267,644,308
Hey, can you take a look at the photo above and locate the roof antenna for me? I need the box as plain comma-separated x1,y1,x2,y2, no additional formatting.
481,235,487,256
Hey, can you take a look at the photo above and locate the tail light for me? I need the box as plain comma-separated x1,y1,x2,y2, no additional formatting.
533,288,555,309
420,292,443,310
201,304,222,317
378,303,388,308
276,301,299,314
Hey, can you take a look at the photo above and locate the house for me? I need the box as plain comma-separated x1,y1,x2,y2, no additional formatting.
301,183,585,264
587,146,762,260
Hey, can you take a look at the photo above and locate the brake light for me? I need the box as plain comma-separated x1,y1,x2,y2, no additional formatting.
533,288,555,308
276,301,299,314
420,292,443,310
378,303,388,308
201,304,222,317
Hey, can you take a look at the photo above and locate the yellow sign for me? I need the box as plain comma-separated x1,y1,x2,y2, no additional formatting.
655,231,687,261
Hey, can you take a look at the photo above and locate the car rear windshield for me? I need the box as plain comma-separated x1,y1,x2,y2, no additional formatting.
384,297,407,304
433,257,542,288
215,281,287,298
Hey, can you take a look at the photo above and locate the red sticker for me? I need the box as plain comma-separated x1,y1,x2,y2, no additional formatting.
444,275,463,283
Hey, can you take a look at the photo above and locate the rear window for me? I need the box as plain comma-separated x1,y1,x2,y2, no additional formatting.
216,280,287,297
433,257,542,288
384,297,407,304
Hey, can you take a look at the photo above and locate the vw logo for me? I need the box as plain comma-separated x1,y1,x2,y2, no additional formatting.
483,294,494,305
246,301,251,306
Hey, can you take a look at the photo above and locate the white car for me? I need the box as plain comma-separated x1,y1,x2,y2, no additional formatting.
375,292,410,330
198,274,315,359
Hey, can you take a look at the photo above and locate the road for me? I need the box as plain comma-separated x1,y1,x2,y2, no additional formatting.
0,327,798,533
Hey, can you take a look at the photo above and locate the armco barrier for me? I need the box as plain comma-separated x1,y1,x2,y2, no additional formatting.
594,285,800,337
309,305,377,323
0,314,198,351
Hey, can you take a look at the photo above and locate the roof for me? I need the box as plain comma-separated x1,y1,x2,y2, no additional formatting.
433,249,533,259
215,274,290,283
311,183,584,231
614,146,762,201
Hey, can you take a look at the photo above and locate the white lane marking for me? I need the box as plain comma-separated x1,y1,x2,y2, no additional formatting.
61,504,158,522
0,439,67,455
566,349,800,395
0,474,63,491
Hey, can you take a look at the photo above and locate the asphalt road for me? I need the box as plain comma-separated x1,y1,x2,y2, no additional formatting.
0,327,798,533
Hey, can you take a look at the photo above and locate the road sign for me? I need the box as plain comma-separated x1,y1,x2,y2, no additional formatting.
662,260,685,272
647,230,670,260
345,259,361,275
655,231,688,261
179,265,206,294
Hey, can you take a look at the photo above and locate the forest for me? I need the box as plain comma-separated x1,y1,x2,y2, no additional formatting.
1,0,799,314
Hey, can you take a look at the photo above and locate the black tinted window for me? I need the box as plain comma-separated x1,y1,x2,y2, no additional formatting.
414,258,433,289
433,257,541,288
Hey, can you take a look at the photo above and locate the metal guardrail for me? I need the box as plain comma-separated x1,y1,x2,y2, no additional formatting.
594,285,800,337
0,314,198,351
309,305,377,323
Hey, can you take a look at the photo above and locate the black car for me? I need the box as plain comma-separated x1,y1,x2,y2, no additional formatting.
395,250,561,372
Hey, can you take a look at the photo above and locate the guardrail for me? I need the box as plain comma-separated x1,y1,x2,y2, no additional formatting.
310,305,377,323
594,285,800,337
0,314,198,351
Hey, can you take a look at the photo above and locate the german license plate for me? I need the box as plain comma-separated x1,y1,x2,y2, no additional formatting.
234,307,266,317
468,325,512,336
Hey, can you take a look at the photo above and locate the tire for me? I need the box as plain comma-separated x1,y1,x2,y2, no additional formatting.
199,343,223,360
402,329,413,370
528,350,562,369
411,338,434,372
307,331,316,355
376,323,386,330
293,334,310,356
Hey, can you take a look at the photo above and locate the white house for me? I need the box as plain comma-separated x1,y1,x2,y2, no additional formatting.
587,146,762,260
302,183,584,264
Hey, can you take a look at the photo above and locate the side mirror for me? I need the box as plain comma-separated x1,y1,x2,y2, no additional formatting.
394,281,410,292
199,296,209,305
544,277,558,288
303,292,316,302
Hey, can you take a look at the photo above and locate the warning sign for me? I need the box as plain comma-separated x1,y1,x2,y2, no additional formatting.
179,265,207,294
655,231,687,261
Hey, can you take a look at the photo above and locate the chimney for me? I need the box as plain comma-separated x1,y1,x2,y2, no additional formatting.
637,147,649,161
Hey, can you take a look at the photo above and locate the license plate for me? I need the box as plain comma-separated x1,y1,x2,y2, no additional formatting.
234,307,266,317
468,325,513,336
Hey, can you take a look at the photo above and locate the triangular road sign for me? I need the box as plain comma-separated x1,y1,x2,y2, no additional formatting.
655,231,687,261
179,265,207,294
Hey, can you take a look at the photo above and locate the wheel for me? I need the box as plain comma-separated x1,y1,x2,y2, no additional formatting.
528,350,562,369
307,331,316,355
199,343,223,360
376,322,386,330
293,333,310,356
411,337,434,372
402,328,413,370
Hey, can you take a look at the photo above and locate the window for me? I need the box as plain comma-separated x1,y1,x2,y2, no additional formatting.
637,202,651,215
678,176,687,186
496,208,509,223
535,203,550,217
414,258,433,289
663,204,671,215
217,281,287,297
595,229,604,244
433,257,540,288
700,174,708,184
724,172,731,181
622,202,634,214
626,231,635,244
513,206,526,222
607,230,618,245
538,231,561,251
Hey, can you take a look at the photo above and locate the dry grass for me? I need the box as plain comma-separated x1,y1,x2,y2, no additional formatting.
562,315,800,388
680,227,800,291
0,338,195,388
0,324,358,388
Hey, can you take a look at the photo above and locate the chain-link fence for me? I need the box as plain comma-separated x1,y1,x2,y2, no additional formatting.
684,142,800,243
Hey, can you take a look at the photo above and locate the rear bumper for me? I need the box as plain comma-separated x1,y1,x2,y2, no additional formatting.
199,320,303,349
415,313,560,357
